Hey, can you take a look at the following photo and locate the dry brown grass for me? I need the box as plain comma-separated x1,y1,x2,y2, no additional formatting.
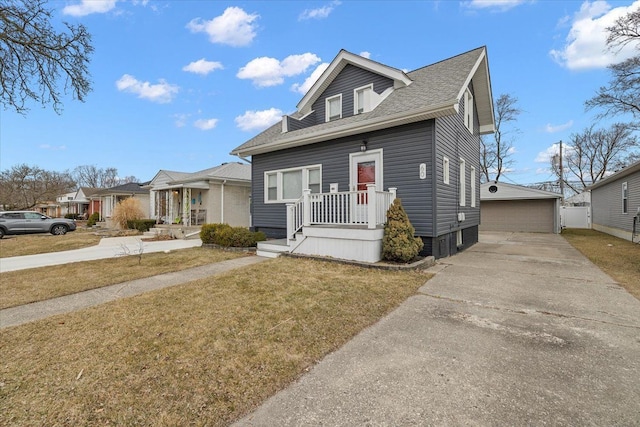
0,257,429,426
0,229,102,258
0,248,247,309
562,228,640,300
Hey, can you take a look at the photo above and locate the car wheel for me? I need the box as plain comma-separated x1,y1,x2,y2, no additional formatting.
0,228,5,239
51,225,68,235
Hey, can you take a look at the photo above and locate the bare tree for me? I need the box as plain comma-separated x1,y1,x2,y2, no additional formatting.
480,93,521,182
0,0,93,114
586,5,640,122
0,164,76,209
551,123,639,193
73,165,137,188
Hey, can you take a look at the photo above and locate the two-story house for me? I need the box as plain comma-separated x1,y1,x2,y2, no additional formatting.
231,47,495,262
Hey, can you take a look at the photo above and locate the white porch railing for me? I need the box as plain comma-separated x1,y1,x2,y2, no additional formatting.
286,185,397,242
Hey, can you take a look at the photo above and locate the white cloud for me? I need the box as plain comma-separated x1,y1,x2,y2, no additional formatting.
194,118,219,130
544,120,574,133
116,74,179,103
535,144,560,163
550,0,640,70
235,108,283,132
39,144,66,151
237,53,321,87
463,0,529,12
291,62,329,94
359,51,372,59
63,0,118,16
182,59,224,75
299,1,341,20
187,7,259,47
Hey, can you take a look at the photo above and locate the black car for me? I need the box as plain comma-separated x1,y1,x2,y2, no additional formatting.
0,211,77,238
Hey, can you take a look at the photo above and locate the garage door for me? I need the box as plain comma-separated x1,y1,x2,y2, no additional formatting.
480,199,556,233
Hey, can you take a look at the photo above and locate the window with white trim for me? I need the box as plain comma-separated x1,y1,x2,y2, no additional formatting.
326,94,342,122
264,165,322,203
464,89,474,133
622,181,628,214
443,157,450,184
459,158,466,206
354,84,373,114
470,166,476,207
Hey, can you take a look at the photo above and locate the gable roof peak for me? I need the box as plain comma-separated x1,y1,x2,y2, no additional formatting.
296,49,412,116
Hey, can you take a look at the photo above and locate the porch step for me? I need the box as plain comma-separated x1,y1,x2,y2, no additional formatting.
144,227,170,237
256,239,291,258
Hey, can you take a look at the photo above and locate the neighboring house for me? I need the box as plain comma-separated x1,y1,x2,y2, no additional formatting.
145,162,251,227
55,187,101,218
92,182,151,222
56,191,77,217
231,47,495,261
480,182,562,234
588,160,640,242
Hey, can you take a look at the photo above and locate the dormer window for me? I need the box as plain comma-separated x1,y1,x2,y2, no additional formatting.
354,84,373,114
326,94,342,122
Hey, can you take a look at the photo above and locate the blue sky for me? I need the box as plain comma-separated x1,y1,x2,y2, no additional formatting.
2,0,638,185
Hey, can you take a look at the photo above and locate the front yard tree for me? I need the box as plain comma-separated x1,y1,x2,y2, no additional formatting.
382,198,423,263
0,0,94,114
480,93,521,182
0,164,76,210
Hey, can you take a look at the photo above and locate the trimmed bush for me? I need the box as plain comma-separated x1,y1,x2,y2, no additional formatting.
382,198,424,263
127,219,156,232
111,198,145,229
87,212,100,227
200,223,266,247
64,213,80,220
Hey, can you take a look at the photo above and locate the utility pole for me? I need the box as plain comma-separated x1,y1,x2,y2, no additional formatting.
559,140,565,204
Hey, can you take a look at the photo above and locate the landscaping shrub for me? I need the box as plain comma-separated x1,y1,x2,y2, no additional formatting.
64,213,80,220
111,198,145,229
126,219,156,232
87,212,100,227
382,198,424,263
200,223,266,247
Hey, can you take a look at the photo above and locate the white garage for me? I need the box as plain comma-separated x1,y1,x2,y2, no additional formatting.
480,182,561,234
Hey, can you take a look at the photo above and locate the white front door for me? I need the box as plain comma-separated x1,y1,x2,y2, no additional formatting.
349,149,383,223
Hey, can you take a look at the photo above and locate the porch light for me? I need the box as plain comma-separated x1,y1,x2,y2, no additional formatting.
360,139,368,152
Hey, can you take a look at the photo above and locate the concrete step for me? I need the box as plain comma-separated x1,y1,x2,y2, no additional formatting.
256,249,282,258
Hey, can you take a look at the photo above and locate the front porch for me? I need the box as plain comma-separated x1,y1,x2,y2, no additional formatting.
257,185,396,263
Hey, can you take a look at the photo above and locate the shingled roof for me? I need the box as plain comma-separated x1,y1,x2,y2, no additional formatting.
231,47,494,157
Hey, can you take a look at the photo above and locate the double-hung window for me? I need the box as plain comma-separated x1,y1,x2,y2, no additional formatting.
443,157,450,184
265,165,322,203
326,94,342,122
622,182,628,214
354,84,373,114
459,158,466,206
470,166,476,207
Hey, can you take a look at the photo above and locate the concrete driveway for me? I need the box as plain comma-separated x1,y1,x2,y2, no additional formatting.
235,232,640,426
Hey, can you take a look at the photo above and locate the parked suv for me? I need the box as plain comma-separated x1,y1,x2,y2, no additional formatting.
0,211,77,238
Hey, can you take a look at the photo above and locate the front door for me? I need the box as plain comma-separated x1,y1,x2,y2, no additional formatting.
349,149,383,223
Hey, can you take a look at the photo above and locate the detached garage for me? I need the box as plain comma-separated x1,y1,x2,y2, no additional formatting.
480,182,561,233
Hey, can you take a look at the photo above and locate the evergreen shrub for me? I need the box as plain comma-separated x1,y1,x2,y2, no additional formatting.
87,212,100,227
200,223,266,247
382,198,424,263
126,219,156,232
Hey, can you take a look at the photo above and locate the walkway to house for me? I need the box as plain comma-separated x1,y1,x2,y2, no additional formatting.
0,255,268,328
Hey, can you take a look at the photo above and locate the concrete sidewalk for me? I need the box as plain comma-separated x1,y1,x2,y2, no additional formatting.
0,255,268,328
0,236,203,272
234,232,640,426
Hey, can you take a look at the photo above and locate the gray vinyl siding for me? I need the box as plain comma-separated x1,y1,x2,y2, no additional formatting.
285,113,315,132
311,65,394,126
251,121,435,236
433,84,481,237
592,170,640,232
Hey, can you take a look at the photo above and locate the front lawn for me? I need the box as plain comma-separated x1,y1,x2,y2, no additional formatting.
562,228,640,300
0,257,429,426
0,248,247,309
0,229,102,257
